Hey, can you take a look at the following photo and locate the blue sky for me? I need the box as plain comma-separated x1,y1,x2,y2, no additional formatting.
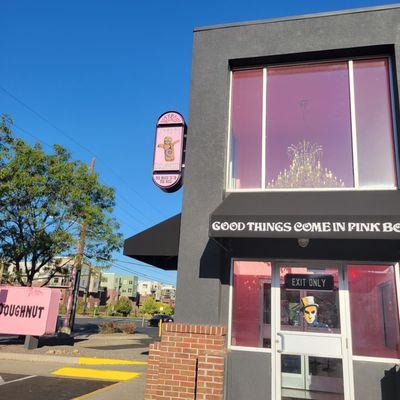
0,0,395,285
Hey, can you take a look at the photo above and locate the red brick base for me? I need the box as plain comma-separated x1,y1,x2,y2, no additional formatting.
145,323,227,400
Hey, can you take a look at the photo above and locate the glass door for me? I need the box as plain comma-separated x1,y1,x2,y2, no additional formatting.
272,263,354,400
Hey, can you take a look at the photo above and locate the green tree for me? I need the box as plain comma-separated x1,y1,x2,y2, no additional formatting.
115,296,132,317
157,302,174,316
0,114,123,286
139,297,159,315
139,297,174,316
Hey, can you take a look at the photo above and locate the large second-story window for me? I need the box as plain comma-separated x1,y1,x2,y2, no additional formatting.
228,58,397,190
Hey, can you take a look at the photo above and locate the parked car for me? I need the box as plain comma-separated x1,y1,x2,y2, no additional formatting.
148,314,174,327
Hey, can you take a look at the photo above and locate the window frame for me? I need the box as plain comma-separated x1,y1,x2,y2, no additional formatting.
226,56,400,192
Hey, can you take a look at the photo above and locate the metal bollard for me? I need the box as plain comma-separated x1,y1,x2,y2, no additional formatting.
158,318,163,337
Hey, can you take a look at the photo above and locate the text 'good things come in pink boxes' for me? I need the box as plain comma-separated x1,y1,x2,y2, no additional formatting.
0,286,61,336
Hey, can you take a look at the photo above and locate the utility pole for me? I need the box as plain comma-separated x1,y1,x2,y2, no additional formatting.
82,265,92,314
61,157,95,335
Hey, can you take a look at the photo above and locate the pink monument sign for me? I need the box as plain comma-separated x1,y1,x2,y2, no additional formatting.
0,286,61,336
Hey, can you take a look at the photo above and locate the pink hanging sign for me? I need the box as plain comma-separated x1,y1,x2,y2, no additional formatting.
152,111,186,193
0,286,61,336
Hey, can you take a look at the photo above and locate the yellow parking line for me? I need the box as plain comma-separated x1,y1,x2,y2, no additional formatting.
72,381,123,400
52,367,140,381
78,357,147,365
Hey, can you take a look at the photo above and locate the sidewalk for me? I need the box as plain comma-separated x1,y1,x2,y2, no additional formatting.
0,332,152,361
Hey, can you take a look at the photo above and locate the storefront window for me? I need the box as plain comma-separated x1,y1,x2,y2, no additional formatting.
348,264,400,358
353,59,397,188
230,69,263,189
231,261,271,348
266,62,353,188
229,58,397,190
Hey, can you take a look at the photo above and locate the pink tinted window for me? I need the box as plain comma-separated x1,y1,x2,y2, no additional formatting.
353,59,397,187
231,261,271,348
348,265,400,358
230,70,263,188
265,62,354,188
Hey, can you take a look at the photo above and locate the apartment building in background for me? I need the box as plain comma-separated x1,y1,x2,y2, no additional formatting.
160,284,176,305
78,264,103,308
100,272,138,304
137,280,162,301
119,274,139,298
4,257,103,307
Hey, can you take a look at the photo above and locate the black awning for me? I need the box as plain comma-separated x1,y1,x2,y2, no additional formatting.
210,192,400,240
124,214,181,270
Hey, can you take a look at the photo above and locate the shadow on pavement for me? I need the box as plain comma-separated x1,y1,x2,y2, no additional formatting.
86,338,155,351
0,334,88,348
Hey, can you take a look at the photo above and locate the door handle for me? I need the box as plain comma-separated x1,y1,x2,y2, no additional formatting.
276,332,284,353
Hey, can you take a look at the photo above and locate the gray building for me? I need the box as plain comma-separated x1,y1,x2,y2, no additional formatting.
125,5,400,400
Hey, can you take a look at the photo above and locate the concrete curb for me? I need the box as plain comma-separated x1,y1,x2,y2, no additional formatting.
0,352,78,364
0,352,148,365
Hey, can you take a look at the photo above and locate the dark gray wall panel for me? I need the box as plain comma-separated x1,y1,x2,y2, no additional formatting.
174,24,230,324
353,360,398,400
226,350,271,400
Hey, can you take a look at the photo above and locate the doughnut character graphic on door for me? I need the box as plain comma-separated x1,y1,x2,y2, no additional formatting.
158,136,180,162
301,296,319,324
301,295,330,330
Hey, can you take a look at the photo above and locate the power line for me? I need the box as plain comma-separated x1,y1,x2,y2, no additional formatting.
112,259,175,281
1,85,94,155
110,263,175,285
114,258,174,274
0,83,168,219
14,123,54,149
13,123,148,229
115,259,164,270
113,265,174,284
113,263,175,283
107,214,139,233
110,214,140,232
113,199,148,227
115,193,154,225
113,260,173,281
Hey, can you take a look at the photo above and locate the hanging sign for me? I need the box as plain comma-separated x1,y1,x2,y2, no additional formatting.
152,111,186,193
285,274,334,291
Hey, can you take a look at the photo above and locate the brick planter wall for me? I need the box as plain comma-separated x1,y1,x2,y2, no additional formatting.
144,323,227,400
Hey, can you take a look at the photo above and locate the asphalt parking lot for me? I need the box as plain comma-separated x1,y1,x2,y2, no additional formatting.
0,372,116,400
0,317,154,399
